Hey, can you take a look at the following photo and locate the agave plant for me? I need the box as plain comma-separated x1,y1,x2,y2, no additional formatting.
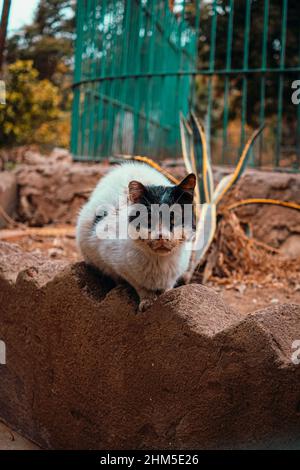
180,112,300,275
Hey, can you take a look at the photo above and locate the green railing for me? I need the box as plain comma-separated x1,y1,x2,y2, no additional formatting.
72,0,300,169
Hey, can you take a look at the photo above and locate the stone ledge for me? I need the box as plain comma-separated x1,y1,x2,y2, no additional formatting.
0,242,299,449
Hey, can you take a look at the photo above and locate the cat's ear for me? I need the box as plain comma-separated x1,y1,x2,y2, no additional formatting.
178,173,196,195
128,180,146,204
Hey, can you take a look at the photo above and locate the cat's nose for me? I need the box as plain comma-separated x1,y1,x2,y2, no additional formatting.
158,232,170,242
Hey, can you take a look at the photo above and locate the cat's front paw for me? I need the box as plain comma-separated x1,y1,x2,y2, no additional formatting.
138,296,158,312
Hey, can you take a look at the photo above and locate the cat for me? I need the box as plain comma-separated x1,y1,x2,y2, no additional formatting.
76,162,196,311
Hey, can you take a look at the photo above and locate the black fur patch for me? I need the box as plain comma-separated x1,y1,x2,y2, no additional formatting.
94,210,108,226
139,184,193,207
128,184,195,230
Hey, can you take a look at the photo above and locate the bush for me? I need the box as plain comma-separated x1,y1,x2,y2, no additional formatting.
0,60,70,147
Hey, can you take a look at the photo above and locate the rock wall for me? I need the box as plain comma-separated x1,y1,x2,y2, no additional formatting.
0,242,300,449
15,160,108,226
224,170,300,255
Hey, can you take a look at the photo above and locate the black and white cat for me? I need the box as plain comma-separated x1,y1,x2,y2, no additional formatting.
76,162,196,311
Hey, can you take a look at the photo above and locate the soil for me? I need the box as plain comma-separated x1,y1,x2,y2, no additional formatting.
0,420,39,450
3,228,79,263
1,224,299,316
216,283,300,315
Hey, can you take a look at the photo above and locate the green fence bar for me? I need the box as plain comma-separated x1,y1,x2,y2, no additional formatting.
104,0,121,157
275,0,288,167
87,0,97,158
297,29,300,168
71,0,84,157
240,0,251,157
206,0,218,146
258,0,269,166
222,0,234,164
119,0,133,152
297,97,300,168
132,1,143,155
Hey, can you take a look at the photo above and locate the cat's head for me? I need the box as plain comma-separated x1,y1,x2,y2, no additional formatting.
127,173,196,255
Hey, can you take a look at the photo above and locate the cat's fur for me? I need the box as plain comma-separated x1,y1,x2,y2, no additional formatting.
76,162,196,311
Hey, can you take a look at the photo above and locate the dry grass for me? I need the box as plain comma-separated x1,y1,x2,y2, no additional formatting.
194,211,300,289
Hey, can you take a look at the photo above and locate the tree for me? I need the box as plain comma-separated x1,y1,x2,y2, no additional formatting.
2,0,76,148
0,0,11,72
6,0,76,84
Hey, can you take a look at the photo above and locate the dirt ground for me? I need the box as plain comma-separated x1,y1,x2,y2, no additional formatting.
1,226,299,316
0,421,39,450
216,283,300,315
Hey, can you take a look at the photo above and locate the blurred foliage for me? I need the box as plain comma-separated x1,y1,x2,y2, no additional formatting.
6,0,75,84
0,0,75,149
194,0,299,127
0,60,70,147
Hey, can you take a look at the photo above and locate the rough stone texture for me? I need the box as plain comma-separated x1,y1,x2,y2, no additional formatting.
224,170,300,252
0,421,39,450
0,172,17,228
0,242,300,449
280,234,300,258
0,241,68,284
0,146,72,169
15,160,109,226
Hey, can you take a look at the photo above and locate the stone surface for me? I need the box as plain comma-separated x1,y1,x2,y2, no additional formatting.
0,242,300,449
0,146,72,169
0,421,39,450
15,161,109,225
220,170,300,252
0,172,17,228
0,241,68,285
280,234,300,259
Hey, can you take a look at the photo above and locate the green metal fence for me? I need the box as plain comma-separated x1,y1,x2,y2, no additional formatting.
71,0,198,160
72,0,300,169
